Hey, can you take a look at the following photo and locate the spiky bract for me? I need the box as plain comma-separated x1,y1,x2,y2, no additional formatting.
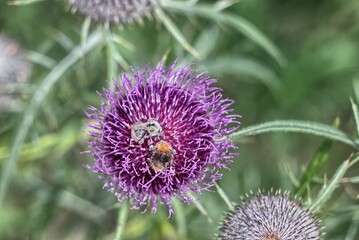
68,0,157,24
218,191,321,240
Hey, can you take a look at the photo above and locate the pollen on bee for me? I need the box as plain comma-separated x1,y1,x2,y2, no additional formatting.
155,141,173,152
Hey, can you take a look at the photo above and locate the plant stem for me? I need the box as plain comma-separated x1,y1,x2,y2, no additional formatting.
114,201,129,240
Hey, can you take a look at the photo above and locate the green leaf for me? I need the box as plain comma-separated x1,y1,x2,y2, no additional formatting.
182,26,220,63
214,0,240,11
214,182,233,210
353,78,359,104
294,119,339,197
345,213,359,240
7,0,43,5
0,30,103,207
295,138,332,197
282,160,300,188
81,17,92,55
173,199,187,238
342,176,359,184
109,34,135,52
187,192,213,223
203,56,281,90
26,50,56,69
53,30,75,52
310,154,357,212
350,98,359,136
0,125,79,163
230,120,359,149
155,7,199,59
23,174,107,223
163,1,286,66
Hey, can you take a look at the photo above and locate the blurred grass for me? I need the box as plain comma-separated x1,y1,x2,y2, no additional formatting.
0,0,359,239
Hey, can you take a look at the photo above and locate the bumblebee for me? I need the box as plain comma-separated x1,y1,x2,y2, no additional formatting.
150,140,176,172
130,119,162,143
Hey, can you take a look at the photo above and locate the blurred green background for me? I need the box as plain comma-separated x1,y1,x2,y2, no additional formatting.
0,0,358,239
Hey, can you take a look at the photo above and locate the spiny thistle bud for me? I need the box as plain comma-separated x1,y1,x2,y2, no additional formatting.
68,0,158,25
0,35,31,111
85,61,239,216
218,191,321,240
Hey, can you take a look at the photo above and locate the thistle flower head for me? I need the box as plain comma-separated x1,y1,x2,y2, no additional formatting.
0,35,31,111
85,61,239,215
68,0,157,25
0,35,31,85
218,191,321,240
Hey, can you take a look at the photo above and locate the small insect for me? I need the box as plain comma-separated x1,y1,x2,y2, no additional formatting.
131,119,162,143
150,140,176,172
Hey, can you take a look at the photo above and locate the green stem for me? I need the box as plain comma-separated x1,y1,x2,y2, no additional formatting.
114,201,129,240
104,30,118,86
173,199,187,238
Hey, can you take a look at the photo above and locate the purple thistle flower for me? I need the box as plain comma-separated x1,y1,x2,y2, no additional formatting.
85,61,239,215
218,191,321,240
68,0,157,25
